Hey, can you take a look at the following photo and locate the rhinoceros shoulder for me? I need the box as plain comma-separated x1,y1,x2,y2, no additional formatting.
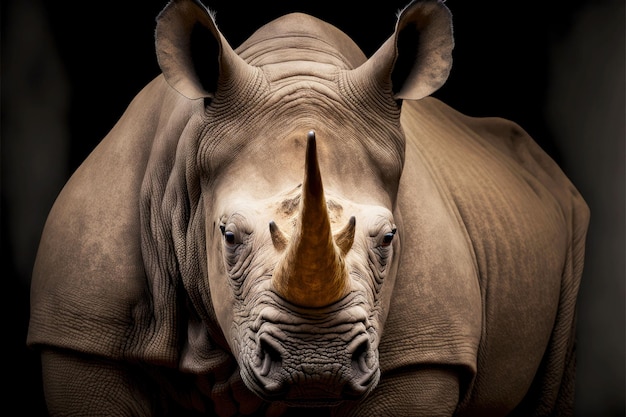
388,97,589,410
27,76,191,362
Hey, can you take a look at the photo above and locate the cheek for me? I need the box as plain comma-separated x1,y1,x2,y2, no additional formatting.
206,239,236,347
376,241,401,325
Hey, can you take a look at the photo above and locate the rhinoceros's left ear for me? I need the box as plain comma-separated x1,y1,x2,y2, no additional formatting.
358,0,454,100
155,0,253,99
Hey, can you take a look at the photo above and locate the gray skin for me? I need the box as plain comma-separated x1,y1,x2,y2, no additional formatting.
27,0,590,416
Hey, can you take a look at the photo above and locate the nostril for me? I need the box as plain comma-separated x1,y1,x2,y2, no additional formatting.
350,338,371,374
346,336,379,398
259,338,282,377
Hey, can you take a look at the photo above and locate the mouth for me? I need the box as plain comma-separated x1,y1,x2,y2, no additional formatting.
280,376,379,406
240,355,380,406
281,397,343,408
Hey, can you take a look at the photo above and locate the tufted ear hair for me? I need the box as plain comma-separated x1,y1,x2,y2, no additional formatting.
354,0,454,101
155,0,255,99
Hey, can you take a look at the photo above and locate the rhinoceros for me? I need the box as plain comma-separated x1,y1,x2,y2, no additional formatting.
27,0,590,415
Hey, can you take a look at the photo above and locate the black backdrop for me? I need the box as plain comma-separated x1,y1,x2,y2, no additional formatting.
2,0,624,415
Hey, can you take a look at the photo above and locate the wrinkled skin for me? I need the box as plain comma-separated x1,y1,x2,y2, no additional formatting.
28,0,589,416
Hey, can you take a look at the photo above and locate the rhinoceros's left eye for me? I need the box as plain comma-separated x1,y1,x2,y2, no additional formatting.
381,228,397,247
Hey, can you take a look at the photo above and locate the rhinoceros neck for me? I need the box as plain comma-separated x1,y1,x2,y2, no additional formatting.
234,12,366,70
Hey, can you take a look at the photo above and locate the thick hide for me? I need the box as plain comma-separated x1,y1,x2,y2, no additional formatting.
28,0,589,416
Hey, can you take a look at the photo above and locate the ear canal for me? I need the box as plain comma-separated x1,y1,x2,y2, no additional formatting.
155,0,256,99
271,131,351,308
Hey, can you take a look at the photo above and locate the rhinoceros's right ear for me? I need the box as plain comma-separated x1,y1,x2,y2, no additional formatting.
155,0,252,99
355,0,454,101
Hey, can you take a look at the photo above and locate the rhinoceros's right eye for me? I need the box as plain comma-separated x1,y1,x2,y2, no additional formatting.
219,224,237,245
224,231,236,244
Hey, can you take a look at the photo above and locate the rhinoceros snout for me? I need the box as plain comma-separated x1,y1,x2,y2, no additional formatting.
243,325,380,405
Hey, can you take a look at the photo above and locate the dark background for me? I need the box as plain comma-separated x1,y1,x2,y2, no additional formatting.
2,0,624,415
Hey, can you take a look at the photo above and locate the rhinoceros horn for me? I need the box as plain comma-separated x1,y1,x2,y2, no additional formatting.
272,131,351,308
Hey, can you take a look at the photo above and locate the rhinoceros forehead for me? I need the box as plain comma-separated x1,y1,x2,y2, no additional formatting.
199,84,404,202
257,67,361,123
201,60,403,172
262,61,341,90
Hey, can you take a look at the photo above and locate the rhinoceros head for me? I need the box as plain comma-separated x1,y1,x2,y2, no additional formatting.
154,0,453,405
